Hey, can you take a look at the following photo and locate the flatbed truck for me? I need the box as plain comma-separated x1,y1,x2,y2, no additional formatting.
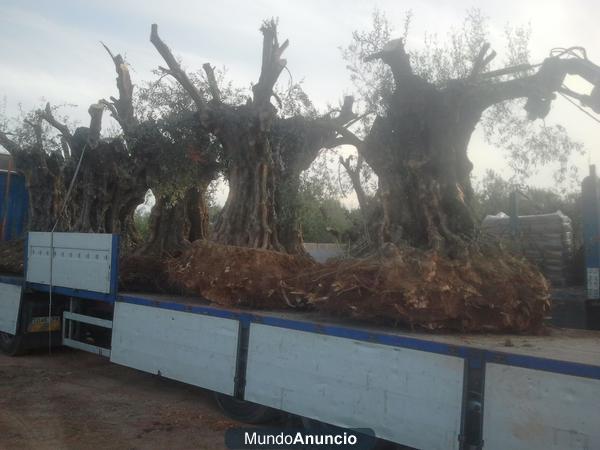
0,231,599,450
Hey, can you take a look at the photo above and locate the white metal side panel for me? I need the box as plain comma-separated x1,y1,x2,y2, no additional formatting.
245,323,464,450
110,302,239,395
26,232,113,293
0,283,22,334
483,363,600,450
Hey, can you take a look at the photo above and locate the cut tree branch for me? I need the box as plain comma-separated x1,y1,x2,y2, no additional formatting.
24,118,44,149
470,43,496,79
102,42,137,133
252,19,289,107
336,96,356,125
40,102,73,154
0,131,21,155
150,24,207,113
88,103,105,148
365,39,413,84
202,63,221,103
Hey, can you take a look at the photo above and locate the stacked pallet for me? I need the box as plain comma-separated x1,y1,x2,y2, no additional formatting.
482,211,573,286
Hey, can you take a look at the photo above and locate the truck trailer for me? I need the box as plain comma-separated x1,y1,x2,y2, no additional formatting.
0,231,599,450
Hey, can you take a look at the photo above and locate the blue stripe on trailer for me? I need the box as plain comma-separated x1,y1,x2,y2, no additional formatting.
255,314,468,358
0,275,23,286
0,275,117,303
118,294,245,321
28,282,116,303
485,350,600,380
117,294,468,358
118,293,600,380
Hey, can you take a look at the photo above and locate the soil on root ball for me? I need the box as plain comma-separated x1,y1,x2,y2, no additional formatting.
166,240,550,333
0,239,24,275
167,240,316,309
292,244,550,333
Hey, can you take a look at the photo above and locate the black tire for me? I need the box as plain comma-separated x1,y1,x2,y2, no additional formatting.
214,393,281,424
0,332,26,356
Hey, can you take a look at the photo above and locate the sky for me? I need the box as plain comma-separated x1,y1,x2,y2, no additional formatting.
1,0,599,205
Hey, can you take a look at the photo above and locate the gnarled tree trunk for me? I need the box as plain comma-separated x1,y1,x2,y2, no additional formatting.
211,106,282,249
358,40,591,254
362,82,480,253
151,22,353,253
138,184,211,256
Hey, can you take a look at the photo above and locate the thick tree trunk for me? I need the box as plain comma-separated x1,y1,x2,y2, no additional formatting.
10,130,147,243
16,153,63,231
274,173,304,254
152,22,290,252
361,73,480,254
213,131,281,249
136,195,189,256
137,185,210,256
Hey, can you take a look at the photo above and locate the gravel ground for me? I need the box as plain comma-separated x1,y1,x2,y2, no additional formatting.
0,348,239,449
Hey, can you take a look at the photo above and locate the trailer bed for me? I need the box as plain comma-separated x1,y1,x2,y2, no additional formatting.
2,268,599,368
119,290,600,368
3,269,600,450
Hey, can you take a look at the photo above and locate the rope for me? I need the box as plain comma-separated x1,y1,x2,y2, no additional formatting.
47,143,88,354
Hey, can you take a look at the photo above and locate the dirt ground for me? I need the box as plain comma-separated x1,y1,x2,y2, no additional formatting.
0,348,239,450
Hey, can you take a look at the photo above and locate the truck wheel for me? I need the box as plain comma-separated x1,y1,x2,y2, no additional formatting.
0,332,26,356
214,393,280,424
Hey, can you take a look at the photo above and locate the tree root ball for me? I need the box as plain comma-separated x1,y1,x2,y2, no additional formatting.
119,255,179,294
167,240,316,309
297,245,550,332
0,239,24,275
167,241,550,333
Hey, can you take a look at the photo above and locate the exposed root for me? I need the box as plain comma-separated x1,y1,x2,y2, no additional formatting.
0,240,24,275
167,240,315,308
167,240,550,333
293,244,550,332
1,236,550,333
119,255,179,294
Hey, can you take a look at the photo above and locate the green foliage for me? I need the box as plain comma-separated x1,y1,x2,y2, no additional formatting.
0,102,77,155
276,82,318,119
298,171,360,243
134,207,151,241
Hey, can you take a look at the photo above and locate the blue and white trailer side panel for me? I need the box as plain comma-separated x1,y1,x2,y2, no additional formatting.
110,301,239,395
244,322,465,450
0,283,22,334
483,363,600,450
25,231,119,301
4,231,600,450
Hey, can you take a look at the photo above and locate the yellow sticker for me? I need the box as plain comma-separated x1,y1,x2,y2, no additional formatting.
27,316,61,333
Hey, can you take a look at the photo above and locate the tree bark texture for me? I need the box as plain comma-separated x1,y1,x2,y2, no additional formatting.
360,41,594,254
151,23,354,253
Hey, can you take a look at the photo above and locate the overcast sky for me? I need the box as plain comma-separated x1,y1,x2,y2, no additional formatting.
1,0,599,201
